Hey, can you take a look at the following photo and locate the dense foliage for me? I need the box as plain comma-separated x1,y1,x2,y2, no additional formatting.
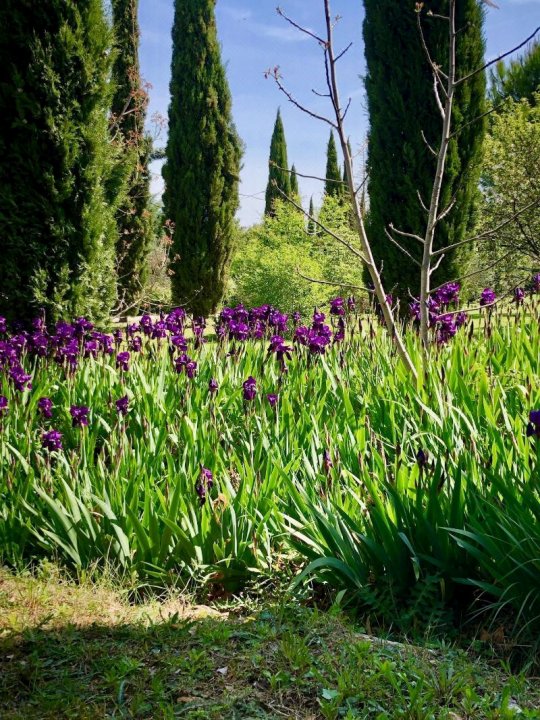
490,41,540,107
264,109,291,216
111,0,154,308
163,0,242,317
1,287,540,634
363,0,486,300
475,95,540,291
0,0,124,324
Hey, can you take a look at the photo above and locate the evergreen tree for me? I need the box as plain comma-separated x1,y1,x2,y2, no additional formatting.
324,131,343,199
0,0,123,323
265,109,291,216
307,197,316,235
163,0,242,317
363,0,486,300
290,164,299,198
489,42,540,107
111,0,153,308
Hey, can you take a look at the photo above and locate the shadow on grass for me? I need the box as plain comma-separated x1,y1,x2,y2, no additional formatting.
1,572,539,719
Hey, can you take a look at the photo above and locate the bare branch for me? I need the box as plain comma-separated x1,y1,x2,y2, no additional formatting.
341,96,352,121
388,223,424,244
449,98,510,139
431,198,540,257
421,130,438,157
384,227,422,266
276,6,327,46
335,42,353,62
417,189,430,213
455,26,540,86
436,197,457,223
270,161,347,186
431,248,516,292
266,68,337,128
297,269,374,293
429,253,446,275
274,182,369,264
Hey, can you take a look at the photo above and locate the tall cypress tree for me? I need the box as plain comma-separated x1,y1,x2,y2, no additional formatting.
163,0,242,317
111,0,153,308
265,109,291,216
290,164,299,198
363,0,486,299
307,197,316,235
324,131,343,199
0,0,122,323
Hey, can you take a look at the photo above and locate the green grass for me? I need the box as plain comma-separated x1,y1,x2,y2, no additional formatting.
1,567,539,719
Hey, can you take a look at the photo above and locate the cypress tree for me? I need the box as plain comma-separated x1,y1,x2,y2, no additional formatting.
307,197,316,235
163,0,242,317
363,0,486,299
111,0,153,308
265,109,291,216
324,131,343,199
0,0,122,324
290,164,299,199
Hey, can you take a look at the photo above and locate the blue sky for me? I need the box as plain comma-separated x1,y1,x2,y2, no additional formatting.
139,0,540,226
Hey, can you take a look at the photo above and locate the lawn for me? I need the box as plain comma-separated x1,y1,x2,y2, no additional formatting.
1,567,539,720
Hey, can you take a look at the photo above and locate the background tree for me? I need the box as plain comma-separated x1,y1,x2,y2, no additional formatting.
0,0,123,323
324,131,343,199
489,42,540,107
265,109,291,216
363,0,486,300
290,164,299,199
163,0,242,317
471,95,540,292
307,197,316,235
111,0,153,309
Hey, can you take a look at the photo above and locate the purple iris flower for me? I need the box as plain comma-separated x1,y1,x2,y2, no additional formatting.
195,467,214,506
527,410,540,438
209,378,219,394
229,321,250,341
330,297,345,316
70,405,89,428
186,360,198,379
333,317,346,343
130,335,142,352
514,287,525,305
113,329,123,345
174,353,189,373
243,376,257,401
73,317,93,337
0,316,7,333
313,310,326,325
152,320,168,340
38,397,53,419
480,288,496,307
347,296,356,312
292,311,302,324
9,365,32,392
0,395,8,415
267,393,278,408
416,449,429,469
42,429,62,452
84,340,99,359
323,449,333,474
116,395,129,416
532,274,540,294
455,312,468,328
436,314,457,344
30,333,49,358
116,351,130,371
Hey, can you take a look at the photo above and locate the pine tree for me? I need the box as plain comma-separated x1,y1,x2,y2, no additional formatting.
290,164,299,198
163,0,242,317
307,197,316,235
0,0,123,324
363,0,486,300
265,109,291,216
111,0,153,308
489,42,540,107
324,131,343,199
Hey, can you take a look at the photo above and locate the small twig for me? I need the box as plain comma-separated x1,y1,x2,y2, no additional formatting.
421,130,437,157
267,68,337,128
335,42,353,62
388,224,424,244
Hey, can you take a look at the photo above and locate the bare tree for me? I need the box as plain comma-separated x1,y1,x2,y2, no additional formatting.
270,0,539,362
